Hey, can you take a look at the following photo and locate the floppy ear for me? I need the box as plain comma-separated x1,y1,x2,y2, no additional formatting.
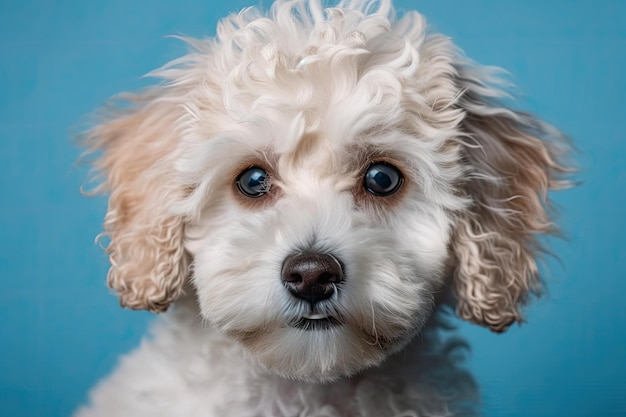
451,65,572,333
84,91,188,313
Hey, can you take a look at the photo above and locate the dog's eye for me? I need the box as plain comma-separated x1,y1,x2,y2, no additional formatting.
364,162,403,196
236,166,270,198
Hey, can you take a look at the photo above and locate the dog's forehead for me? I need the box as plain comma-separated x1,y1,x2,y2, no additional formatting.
217,59,422,166
203,9,435,151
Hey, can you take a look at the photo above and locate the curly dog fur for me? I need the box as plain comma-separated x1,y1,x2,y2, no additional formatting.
76,1,571,415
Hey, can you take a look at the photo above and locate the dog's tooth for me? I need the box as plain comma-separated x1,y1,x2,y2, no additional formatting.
303,313,328,320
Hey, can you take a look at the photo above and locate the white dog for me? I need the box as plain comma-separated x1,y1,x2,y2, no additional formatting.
76,1,571,416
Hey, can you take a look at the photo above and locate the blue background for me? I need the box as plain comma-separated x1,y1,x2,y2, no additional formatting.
1,1,624,416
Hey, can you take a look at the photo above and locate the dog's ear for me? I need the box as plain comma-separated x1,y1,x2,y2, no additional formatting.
450,65,571,333
84,92,188,313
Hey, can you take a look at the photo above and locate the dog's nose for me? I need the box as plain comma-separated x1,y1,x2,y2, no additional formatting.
282,253,344,305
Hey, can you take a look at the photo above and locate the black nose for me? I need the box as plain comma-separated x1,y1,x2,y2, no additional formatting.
281,253,344,305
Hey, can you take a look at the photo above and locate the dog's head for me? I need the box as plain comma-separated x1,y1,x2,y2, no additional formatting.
84,0,570,382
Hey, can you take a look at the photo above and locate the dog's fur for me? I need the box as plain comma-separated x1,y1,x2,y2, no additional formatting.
76,1,571,416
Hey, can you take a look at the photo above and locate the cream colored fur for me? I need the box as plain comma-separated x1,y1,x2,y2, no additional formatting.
77,1,571,415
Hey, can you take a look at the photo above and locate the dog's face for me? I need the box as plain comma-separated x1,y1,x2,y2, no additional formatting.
183,89,464,381
84,0,570,382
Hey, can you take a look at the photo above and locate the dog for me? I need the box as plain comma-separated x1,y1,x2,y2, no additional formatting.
76,0,571,415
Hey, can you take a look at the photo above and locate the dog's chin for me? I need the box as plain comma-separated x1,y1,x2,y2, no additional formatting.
228,319,413,383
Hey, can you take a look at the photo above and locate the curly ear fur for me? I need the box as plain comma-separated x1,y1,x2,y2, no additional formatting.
84,92,188,313
451,65,572,333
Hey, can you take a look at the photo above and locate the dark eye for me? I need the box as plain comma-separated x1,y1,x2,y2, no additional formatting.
236,166,270,198
364,162,403,196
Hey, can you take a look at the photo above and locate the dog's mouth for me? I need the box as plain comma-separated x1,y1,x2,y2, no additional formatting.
290,313,343,331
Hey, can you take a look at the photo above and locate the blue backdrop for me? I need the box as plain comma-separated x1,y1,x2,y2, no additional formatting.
1,1,624,416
